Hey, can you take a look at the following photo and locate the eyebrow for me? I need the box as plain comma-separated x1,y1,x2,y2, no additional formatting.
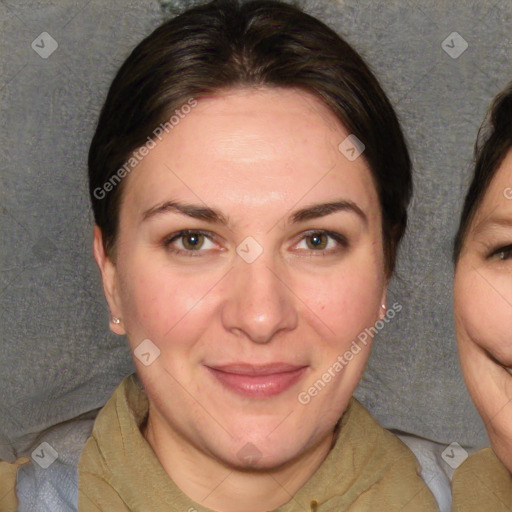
141,198,368,226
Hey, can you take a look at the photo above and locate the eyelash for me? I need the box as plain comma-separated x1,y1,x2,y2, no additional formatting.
488,244,512,261
162,229,349,258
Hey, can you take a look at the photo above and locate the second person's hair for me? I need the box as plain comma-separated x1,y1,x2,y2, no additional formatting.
453,82,512,263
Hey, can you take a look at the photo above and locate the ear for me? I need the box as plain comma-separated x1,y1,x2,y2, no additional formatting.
93,226,125,335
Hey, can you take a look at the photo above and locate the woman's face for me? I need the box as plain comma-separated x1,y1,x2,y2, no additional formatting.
95,87,387,469
454,149,512,472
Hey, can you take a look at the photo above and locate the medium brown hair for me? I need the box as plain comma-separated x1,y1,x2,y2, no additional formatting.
453,82,512,263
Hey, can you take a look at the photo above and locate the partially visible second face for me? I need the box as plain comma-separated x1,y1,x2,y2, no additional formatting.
454,149,512,472
102,86,388,471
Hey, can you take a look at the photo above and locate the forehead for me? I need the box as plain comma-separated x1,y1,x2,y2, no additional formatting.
470,150,512,234
120,87,380,222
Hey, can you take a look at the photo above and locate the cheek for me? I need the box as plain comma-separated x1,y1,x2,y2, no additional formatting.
300,262,384,346
116,243,385,355
116,254,219,347
456,268,512,363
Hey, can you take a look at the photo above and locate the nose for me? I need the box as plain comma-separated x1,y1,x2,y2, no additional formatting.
221,248,298,344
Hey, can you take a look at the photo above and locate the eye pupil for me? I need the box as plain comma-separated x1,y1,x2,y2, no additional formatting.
498,250,510,260
183,233,203,250
307,232,327,250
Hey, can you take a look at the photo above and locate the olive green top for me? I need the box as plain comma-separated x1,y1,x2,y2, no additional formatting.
78,372,438,511
451,447,512,511
0,456,30,512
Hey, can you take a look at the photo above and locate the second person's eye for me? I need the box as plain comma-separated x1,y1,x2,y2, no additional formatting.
489,243,512,261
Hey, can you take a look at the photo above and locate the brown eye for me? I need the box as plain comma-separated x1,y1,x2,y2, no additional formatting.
489,244,512,261
163,229,216,257
305,232,328,250
181,232,205,250
498,250,512,260
295,230,348,255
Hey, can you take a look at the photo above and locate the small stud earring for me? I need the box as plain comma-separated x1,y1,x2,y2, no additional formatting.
112,316,121,324
381,304,386,310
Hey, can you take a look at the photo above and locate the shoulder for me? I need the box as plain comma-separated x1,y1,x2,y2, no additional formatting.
0,456,30,512
338,399,439,511
451,447,512,511
78,373,146,511
346,398,422,465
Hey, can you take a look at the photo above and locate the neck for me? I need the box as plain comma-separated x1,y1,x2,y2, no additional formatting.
141,411,338,512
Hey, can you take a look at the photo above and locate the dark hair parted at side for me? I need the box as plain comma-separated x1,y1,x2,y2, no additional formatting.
88,0,412,277
453,82,512,263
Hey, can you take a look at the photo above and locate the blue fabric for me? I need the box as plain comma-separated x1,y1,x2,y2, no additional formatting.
16,416,95,512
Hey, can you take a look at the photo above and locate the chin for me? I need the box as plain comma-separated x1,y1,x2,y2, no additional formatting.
225,446,299,472
208,434,306,472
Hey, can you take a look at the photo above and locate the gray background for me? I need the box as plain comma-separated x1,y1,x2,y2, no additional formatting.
1,0,511,462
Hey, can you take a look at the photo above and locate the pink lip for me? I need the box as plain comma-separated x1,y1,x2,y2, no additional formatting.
205,363,308,398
